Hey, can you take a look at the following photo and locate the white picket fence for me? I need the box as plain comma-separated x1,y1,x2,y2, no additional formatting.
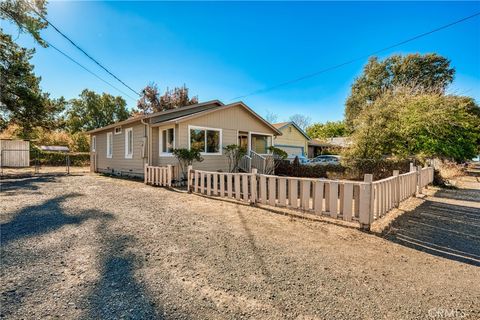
187,165,434,229
144,164,172,187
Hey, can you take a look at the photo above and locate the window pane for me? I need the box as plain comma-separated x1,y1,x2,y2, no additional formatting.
128,130,133,154
206,130,220,153
167,128,174,152
162,130,167,153
190,129,205,151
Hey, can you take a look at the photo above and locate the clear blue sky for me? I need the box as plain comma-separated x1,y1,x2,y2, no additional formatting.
3,1,480,123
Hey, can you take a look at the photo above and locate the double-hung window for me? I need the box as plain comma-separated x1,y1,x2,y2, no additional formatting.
189,126,222,155
160,127,175,155
106,132,113,158
125,127,133,159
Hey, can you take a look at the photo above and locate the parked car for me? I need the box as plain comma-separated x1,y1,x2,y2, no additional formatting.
308,155,341,166
287,155,310,164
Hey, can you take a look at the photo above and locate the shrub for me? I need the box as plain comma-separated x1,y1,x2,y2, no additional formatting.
224,144,247,172
172,148,203,179
275,160,346,179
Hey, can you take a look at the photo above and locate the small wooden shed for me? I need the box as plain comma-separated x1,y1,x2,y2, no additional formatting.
0,139,30,167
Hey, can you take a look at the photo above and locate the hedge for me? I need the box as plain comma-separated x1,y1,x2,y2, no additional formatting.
30,147,90,166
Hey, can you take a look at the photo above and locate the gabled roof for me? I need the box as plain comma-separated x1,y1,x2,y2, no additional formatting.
272,122,311,140
86,100,223,134
154,102,282,135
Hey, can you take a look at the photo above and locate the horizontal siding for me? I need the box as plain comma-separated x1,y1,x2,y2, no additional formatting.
274,124,309,155
92,120,146,175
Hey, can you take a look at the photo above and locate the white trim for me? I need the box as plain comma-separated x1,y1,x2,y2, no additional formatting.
106,132,113,158
125,127,133,159
114,126,122,135
249,131,274,155
188,125,223,155
159,126,175,157
92,136,96,152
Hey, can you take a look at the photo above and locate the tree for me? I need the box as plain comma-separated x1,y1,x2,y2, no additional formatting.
306,121,347,140
345,54,455,128
289,114,311,130
265,110,278,123
0,0,48,47
66,89,130,132
136,83,198,114
346,86,480,163
0,31,48,137
224,144,247,172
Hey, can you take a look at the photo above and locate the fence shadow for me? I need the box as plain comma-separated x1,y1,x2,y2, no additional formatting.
0,175,58,193
0,193,110,246
87,223,164,320
382,196,480,266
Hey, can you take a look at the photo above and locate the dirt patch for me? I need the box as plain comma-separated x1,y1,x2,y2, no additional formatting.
1,173,479,319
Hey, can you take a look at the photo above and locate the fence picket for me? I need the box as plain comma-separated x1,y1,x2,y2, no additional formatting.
260,175,267,204
242,175,249,202
329,182,338,218
300,180,310,210
314,181,324,214
343,183,353,221
289,179,298,208
268,177,276,206
278,178,287,206
227,174,233,198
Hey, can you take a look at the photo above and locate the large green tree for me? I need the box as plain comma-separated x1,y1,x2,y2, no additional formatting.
66,89,130,132
346,87,480,162
306,121,347,140
0,31,56,137
0,0,48,47
345,54,455,128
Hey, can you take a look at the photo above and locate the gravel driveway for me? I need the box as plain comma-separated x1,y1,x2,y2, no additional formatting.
1,173,479,319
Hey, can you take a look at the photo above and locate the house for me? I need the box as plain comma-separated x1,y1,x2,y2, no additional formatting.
87,100,281,179
272,122,311,158
308,137,351,158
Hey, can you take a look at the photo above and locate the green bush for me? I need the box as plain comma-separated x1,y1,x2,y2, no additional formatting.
30,147,90,166
275,160,346,179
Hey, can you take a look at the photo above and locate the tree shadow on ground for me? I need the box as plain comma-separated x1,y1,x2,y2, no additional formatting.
1,193,108,246
86,222,164,320
0,175,57,194
382,197,480,266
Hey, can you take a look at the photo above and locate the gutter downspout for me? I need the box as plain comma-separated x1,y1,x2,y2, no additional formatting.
141,117,150,166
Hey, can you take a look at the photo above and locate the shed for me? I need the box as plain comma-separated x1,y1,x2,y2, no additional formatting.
0,139,30,167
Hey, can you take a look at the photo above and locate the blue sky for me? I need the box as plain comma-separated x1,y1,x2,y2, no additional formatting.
2,1,480,123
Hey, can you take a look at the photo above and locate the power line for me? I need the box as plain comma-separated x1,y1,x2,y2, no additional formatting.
45,40,138,102
230,11,480,101
28,4,141,97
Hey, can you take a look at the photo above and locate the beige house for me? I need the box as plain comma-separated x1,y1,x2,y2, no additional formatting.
272,122,311,158
87,100,281,179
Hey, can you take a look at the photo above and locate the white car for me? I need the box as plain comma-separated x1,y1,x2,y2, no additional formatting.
308,155,341,166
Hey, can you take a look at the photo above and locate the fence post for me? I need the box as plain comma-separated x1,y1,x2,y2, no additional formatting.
359,174,373,231
416,165,423,195
250,168,258,205
393,170,400,207
187,165,193,193
409,162,415,172
144,163,148,184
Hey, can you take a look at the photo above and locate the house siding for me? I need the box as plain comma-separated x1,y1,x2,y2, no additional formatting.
91,120,147,177
154,104,277,173
274,124,309,156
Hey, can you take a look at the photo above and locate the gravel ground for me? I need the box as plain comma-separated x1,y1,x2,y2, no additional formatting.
1,172,479,319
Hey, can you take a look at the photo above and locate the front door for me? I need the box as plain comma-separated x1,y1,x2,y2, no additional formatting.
238,131,248,149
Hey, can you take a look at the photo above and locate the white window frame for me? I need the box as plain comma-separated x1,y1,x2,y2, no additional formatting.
159,126,175,156
114,127,122,135
188,125,222,155
248,131,274,155
92,136,96,152
125,127,133,159
106,132,113,158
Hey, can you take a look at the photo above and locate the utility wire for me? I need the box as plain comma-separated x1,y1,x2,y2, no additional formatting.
230,12,480,101
28,3,141,97
45,40,138,102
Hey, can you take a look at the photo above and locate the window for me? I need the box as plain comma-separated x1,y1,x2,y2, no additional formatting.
114,127,122,135
92,136,96,152
125,127,133,158
189,126,222,154
106,132,113,158
251,134,272,154
160,127,175,155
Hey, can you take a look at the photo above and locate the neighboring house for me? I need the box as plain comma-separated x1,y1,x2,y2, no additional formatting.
87,100,281,178
308,137,351,158
272,122,311,158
